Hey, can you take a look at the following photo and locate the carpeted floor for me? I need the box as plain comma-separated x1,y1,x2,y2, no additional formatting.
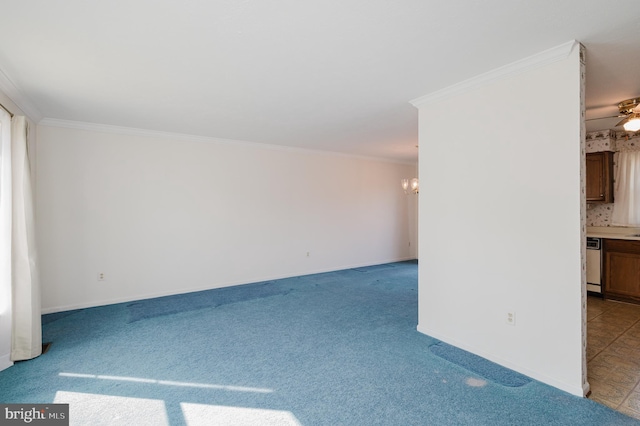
1,261,637,425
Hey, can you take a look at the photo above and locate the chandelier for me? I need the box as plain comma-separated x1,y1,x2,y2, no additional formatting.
401,178,419,194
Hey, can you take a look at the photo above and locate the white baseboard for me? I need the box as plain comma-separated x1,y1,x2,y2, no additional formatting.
42,257,417,314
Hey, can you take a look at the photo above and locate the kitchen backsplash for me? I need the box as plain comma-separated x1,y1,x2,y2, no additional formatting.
586,130,640,226
587,203,614,227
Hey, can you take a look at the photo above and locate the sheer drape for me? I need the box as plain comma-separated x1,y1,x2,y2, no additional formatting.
10,116,41,361
611,150,640,226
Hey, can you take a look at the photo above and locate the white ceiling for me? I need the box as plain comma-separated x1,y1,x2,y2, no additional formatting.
0,1,639,162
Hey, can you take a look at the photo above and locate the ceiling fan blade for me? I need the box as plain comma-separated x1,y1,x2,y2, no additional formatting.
585,115,625,121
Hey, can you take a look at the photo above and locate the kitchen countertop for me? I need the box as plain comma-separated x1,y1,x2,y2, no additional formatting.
587,226,640,241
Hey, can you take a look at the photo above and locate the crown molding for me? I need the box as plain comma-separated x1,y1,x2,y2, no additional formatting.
0,65,43,121
411,40,579,108
38,118,416,165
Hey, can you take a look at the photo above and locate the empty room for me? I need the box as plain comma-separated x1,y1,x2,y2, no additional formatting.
2,1,640,425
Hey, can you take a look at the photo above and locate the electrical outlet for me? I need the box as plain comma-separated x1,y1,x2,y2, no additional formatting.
97,272,105,281
506,311,516,326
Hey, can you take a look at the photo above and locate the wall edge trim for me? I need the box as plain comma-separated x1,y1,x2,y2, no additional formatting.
410,40,578,108
0,66,43,121
38,118,415,165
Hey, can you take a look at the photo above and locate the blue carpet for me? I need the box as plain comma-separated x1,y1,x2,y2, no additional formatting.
430,342,532,387
40,310,79,325
126,281,292,323
1,261,637,425
351,263,398,272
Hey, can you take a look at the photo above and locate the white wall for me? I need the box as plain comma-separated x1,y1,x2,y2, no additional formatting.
413,42,585,395
36,123,417,312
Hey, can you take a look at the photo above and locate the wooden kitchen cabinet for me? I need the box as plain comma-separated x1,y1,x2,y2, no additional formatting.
586,151,614,203
603,239,640,303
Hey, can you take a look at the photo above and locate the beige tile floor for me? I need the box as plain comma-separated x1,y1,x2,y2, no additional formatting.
587,295,640,419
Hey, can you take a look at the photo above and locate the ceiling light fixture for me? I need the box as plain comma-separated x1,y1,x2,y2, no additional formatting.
401,178,419,194
615,98,640,132
619,113,640,132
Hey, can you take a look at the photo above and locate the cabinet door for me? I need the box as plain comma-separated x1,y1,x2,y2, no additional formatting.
586,152,614,203
586,154,604,200
605,251,640,301
604,239,640,303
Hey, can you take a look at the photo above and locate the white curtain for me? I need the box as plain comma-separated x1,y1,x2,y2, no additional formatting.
10,115,41,361
0,108,12,366
611,150,640,226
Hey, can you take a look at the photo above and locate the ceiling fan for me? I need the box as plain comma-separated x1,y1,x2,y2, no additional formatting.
587,97,640,132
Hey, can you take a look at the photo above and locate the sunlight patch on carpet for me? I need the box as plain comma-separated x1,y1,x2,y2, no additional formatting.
181,403,301,426
429,342,531,387
54,391,169,426
59,372,274,393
